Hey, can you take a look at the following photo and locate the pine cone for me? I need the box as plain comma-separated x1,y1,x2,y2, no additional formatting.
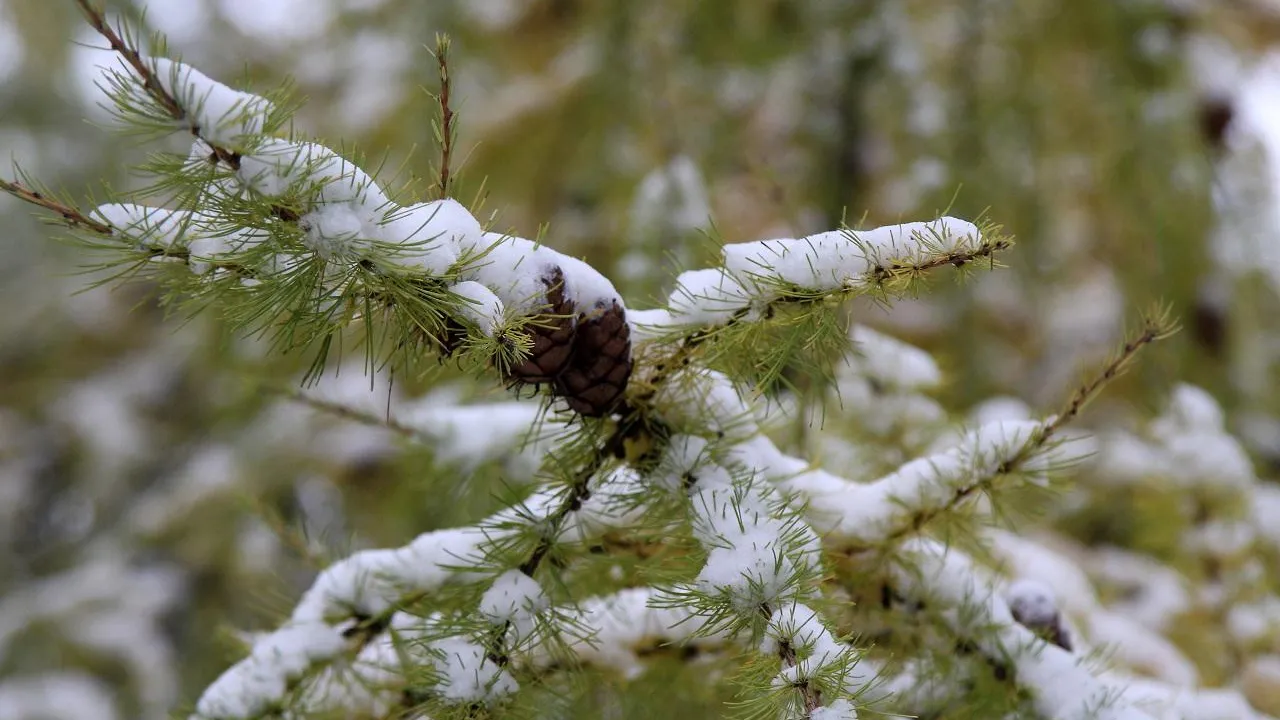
436,317,470,356
556,299,631,416
503,267,632,417
508,270,576,384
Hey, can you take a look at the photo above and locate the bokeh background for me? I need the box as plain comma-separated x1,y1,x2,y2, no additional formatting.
4,0,1280,717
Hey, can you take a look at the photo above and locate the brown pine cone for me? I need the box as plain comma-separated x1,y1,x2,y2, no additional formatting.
503,267,632,417
508,269,577,384
556,299,631,416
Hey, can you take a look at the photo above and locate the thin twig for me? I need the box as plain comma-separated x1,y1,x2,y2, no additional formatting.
479,412,641,670
0,178,114,235
270,385,436,445
844,310,1176,554
759,602,824,715
75,0,243,169
433,34,456,200
634,236,1014,405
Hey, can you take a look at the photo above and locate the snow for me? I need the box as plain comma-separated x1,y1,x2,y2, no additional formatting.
0,673,119,720
696,537,796,611
192,452,659,717
722,217,981,298
1185,518,1255,558
688,479,778,547
218,0,333,43
143,57,272,147
1120,676,1267,720
295,526,491,621
550,250,625,311
551,587,729,678
395,396,551,475
459,232,624,315
847,324,941,390
450,281,505,336
1090,610,1198,686
90,203,265,273
0,4,24,88
193,621,347,718
460,234,554,313
665,268,752,327
301,202,367,257
187,234,236,275
970,396,1033,424
90,204,192,249
1005,578,1059,628
478,569,547,644
737,421,1045,543
1254,484,1280,550
764,602,847,681
811,699,858,720
1096,384,1255,491
1152,384,1225,432
654,434,713,491
1082,548,1190,633
377,199,475,275
655,368,758,438
984,530,1099,620
237,139,388,212
1209,47,1280,295
897,539,1157,720
1227,598,1280,643
629,155,712,238
428,636,518,703
565,467,649,537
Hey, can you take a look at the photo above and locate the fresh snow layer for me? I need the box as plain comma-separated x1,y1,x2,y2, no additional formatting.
143,56,272,147
722,217,981,297
461,233,623,314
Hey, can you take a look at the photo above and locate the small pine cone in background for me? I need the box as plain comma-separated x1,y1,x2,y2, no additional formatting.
1198,95,1234,152
505,267,632,417
1006,578,1073,652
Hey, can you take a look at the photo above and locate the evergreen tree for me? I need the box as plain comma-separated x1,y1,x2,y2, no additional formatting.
3,2,1280,720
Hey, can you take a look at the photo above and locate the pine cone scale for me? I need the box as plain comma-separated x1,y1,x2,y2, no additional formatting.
498,266,632,417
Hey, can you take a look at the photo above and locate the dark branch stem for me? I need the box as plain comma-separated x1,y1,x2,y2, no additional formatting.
0,178,114,235
434,35,455,200
479,412,640,672
75,0,243,170
844,315,1173,554
272,386,437,444
759,602,824,716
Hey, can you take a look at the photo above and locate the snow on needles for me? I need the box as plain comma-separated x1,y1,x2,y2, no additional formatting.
722,216,981,298
479,570,548,645
632,216,982,337
194,622,347,719
190,467,647,718
89,204,266,274
897,539,1157,720
97,54,628,333
729,420,1049,544
460,232,624,314
142,57,272,147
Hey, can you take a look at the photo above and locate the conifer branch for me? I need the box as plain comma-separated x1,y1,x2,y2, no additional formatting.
841,309,1175,554
432,34,456,200
762,601,826,715
0,177,114,235
479,412,641,677
75,0,244,169
271,385,435,444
